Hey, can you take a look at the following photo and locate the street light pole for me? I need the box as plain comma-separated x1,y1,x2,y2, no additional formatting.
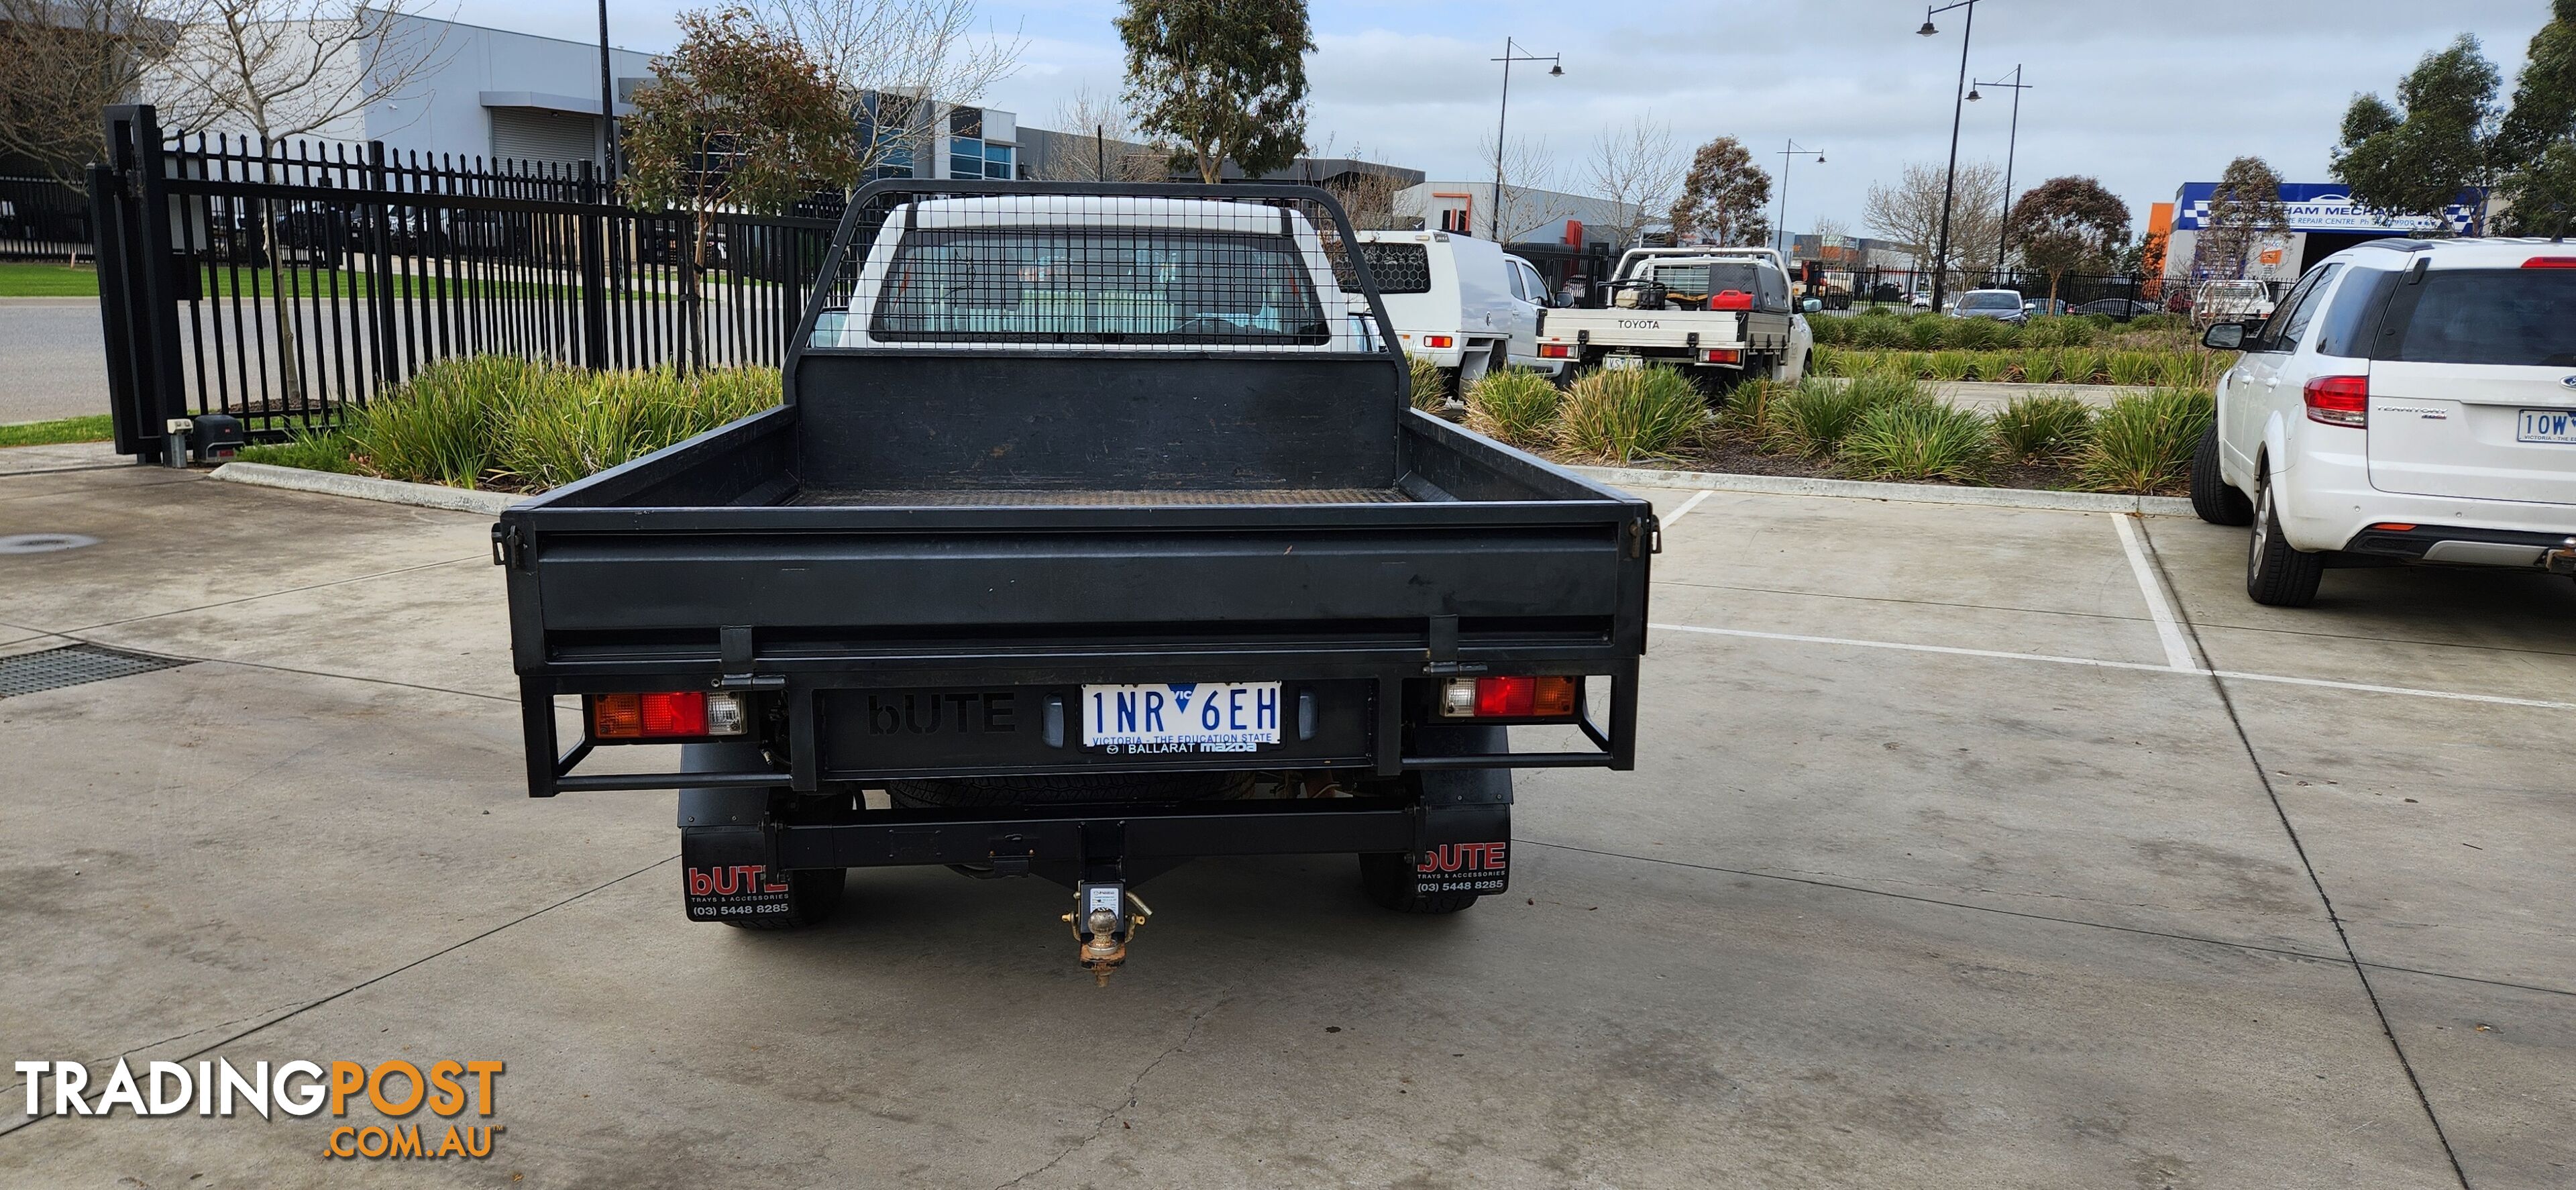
597,0,617,188
1972,64,2032,280
1489,38,1562,242
1918,0,1978,311
1774,140,1823,260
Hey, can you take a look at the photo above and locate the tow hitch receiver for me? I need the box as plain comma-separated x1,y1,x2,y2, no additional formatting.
1063,882,1150,986
2545,539,2576,576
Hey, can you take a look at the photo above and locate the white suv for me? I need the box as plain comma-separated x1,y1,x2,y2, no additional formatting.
2192,239,2576,606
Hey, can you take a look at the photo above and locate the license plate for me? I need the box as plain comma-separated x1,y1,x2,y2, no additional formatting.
1082,682,1282,753
1603,354,1644,370
2518,409,2576,443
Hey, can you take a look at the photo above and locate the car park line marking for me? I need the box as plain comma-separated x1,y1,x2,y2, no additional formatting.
1660,489,1715,527
1650,622,2576,711
2110,512,2197,670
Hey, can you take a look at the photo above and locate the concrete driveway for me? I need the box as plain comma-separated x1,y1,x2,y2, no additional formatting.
1,448,2567,1188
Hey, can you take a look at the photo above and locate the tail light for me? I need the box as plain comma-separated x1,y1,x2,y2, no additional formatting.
1438,675,1580,719
1710,290,1752,310
591,691,749,740
2522,256,2576,268
2303,375,2369,427
1701,348,1741,364
1538,343,1573,359
1424,334,1455,349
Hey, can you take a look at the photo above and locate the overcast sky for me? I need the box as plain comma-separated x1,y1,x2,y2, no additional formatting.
456,0,2556,237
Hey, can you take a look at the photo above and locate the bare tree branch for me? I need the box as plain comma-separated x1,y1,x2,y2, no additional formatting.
1583,113,1679,249
1477,129,1566,242
0,0,192,188
1033,87,1161,181
143,0,449,142
746,0,1024,181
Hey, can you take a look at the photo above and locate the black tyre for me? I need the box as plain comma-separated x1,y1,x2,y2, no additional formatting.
1357,852,1482,914
887,771,1236,808
2246,468,2324,607
2190,425,2254,525
721,867,845,930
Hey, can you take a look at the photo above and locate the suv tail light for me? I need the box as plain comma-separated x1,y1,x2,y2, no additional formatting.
2303,375,2369,427
591,691,749,740
2522,256,2576,268
1438,675,1579,719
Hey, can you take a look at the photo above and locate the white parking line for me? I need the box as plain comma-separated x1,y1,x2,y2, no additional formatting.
1650,622,2576,711
2110,512,2197,670
1660,489,1715,527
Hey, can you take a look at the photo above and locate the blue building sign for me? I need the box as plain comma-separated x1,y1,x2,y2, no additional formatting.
2170,182,2481,234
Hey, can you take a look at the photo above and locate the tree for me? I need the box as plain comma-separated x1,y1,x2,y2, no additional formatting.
2194,155,2288,280
1584,113,1682,249
623,6,859,362
0,0,186,189
2491,0,2576,235
1116,0,1311,184
1035,87,1163,181
744,0,1022,185
1479,130,1566,241
2007,176,2130,304
1669,136,1769,247
2332,34,2500,233
145,0,447,142
1863,159,2004,282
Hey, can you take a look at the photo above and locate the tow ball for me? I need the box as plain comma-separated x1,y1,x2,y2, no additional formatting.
2544,538,2576,576
1062,882,1152,987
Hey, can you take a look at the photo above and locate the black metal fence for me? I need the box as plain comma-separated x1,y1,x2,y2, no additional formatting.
91,105,841,460
1,175,91,260
1822,266,2295,314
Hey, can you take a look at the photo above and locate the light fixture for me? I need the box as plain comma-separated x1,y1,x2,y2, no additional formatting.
1918,19,1938,35
1549,62,1563,76
1967,87,1982,101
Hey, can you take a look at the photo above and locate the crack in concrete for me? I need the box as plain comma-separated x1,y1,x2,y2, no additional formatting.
990,996,1225,1190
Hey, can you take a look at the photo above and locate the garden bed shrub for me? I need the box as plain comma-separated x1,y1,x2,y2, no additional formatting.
239,356,779,491
1407,353,1448,411
1464,368,1563,445
1992,394,2096,462
2077,387,2213,493
1558,364,1703,462
1839,397,1996,482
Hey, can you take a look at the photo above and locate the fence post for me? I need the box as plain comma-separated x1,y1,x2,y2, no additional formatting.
365,140,398,394
578,160,608,370
88,158,148,458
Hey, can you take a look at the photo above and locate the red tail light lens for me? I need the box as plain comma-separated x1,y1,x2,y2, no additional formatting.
2523,256,2576,268
1701,348,1741,364
1424,334,1454,349
2303,375,2369,427
1439,675,1580,719
590,691,747,740
1538,343,1573,358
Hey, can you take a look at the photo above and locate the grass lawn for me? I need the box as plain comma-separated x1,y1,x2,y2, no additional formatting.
0,415,115,447
0,262,99,298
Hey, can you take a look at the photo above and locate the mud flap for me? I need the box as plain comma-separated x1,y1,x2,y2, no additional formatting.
1411,723,1513,896
680,826,799,923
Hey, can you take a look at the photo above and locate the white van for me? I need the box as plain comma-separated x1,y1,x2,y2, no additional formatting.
1354,230,1565,389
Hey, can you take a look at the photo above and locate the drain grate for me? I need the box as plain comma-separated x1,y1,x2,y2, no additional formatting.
0,644,191,698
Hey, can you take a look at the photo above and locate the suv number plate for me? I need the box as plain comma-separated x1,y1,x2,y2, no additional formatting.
2517,409,2576,443
1083,682,1282,752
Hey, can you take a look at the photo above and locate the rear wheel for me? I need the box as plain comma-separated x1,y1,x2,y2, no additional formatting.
2246,468,2324,607
2190,425,2254,525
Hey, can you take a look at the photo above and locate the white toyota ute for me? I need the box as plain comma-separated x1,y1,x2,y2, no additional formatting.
2191,239,2576,606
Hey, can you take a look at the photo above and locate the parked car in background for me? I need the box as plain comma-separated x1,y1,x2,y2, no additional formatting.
2022,297,2070,317
1909,290,1934,309
2073,297,2161,319
1354,229,1564,390
1949,288,2027,323
1870,281,1904,304
2192,239,2576,606
1818,284,1852,311
2192,278,2276,327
